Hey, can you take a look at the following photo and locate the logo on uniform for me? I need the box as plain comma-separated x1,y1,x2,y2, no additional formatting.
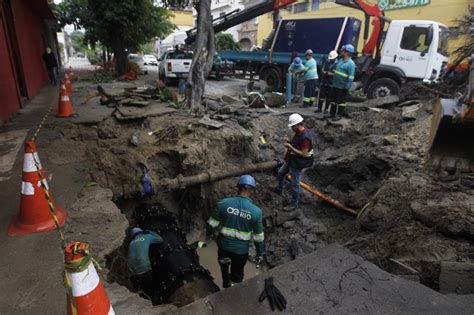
227,207,252,220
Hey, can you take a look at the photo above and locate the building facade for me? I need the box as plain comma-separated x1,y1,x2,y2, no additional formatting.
257,0,471,56
0,0,58,123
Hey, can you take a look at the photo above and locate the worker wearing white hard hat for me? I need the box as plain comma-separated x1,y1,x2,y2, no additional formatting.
316,50,339,113
274,113,314,208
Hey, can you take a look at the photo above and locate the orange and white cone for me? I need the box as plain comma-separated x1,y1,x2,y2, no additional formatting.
65,73,73,93
8,141,66,236
65,242,115,315
68,66,74,80
57,85,74,118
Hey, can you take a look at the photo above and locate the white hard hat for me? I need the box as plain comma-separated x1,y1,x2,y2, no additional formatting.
305,49,313,55
288,113,304,127
328,50,338,60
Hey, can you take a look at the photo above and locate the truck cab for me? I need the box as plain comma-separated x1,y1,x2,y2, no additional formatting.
366,20,449,98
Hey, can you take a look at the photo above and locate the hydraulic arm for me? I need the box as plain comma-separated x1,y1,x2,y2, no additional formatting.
185,0,296,44
335,0,389,57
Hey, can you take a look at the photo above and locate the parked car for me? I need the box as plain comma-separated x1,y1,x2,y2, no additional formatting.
128,54,148,74
143,54,158,66
158,50,193,84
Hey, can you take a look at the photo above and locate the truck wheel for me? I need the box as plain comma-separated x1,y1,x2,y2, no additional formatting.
261,68,281,92
367,78,400,99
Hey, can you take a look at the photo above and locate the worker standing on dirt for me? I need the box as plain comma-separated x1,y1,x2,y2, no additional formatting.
206,175,265,288
274,113,314,208
316,50,339,113
301,49,319,107
288,57,305,104
327,44,355,120
128,227,163,299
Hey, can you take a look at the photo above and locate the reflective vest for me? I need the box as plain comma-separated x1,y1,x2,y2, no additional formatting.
207,195,264,256
285,128,314,170
332,58,355,90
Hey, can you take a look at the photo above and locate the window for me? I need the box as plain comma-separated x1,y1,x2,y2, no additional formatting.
400,27,429,52
293,2,308,13
438,26,449,57
311,0,319,11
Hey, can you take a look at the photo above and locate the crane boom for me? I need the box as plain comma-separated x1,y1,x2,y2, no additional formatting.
335,0,389,57
185,0,297,44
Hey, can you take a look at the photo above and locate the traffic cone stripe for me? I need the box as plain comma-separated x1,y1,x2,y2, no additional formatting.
61,95,70,102
23,152,42,172
21,182,35,195
69,263,100,296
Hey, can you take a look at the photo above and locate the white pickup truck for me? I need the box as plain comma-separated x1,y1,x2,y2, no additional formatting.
158,50,193,84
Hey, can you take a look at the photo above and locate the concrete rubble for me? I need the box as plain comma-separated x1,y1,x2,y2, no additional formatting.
174,244,474,315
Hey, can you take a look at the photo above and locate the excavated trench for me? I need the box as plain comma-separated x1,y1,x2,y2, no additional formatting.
68,107,472,306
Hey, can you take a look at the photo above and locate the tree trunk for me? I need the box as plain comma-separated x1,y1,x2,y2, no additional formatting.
112,37,128,76
185,0,215,114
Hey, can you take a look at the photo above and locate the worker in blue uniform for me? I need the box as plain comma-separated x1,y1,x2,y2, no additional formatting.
128,227,163,299
301,49,319,107
206,175,264,288
328,44,356,120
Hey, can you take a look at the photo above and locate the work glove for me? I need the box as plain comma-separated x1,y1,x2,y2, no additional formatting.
259,277,287,311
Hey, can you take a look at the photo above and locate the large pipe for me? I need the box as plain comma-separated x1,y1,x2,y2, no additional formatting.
288,176,358,216
158,160,278,190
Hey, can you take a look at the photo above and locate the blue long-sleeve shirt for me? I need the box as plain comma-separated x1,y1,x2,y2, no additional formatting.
331,58,355,90
207,195,264,256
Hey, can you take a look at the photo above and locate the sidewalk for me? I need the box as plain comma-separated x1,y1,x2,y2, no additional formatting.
0,84,85,314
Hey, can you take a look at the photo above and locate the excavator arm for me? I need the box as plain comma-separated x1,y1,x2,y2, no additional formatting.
335,0,388,57
185,0,297,44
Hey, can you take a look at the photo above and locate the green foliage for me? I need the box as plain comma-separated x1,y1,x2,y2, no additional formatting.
86,48,101,65
56,0,176,56
216,33,240,51
140,43,156,55
70,30,87,53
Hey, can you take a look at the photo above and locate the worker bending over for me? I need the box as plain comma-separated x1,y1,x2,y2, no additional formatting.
275,114,314,208
207,175,265,288
128,227,163,299
328,44,355,120
288,57,305,104
316,50,338,113
301,49,318,107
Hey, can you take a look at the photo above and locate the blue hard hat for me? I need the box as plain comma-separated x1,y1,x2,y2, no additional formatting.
238,175,256,189
342,44,355,54
293,57,302,66
131,227,143,237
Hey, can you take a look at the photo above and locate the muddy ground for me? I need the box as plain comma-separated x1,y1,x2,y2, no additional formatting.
49,77,473,304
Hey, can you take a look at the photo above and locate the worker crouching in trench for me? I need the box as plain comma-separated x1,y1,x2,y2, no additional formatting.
127,204,219,306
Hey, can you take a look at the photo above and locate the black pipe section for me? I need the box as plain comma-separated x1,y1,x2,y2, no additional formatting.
133,203,219,306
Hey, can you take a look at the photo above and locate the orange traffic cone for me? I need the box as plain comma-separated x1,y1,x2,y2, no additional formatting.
57,85,74,118
8,141,66,236
65,242,115,315
65,73,73,93
68,66,74,80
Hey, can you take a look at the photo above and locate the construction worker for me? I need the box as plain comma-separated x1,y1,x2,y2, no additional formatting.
288,57,305,104
328,44,356,120
206,175,264,288
127,227,163,299
274,113,314,208
316,50,339,112
42,47,58,85
301,49,319,107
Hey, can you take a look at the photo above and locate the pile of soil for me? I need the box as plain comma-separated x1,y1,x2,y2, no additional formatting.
49,89,473,293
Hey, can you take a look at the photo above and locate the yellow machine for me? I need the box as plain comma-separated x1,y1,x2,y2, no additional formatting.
428,55,474,174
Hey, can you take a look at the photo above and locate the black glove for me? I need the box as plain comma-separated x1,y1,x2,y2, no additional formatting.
258,277,287,311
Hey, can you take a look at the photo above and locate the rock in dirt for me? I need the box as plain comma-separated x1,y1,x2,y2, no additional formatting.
440,261,474,294
199,115,224,129
402,104,422,121
221,95,239,104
